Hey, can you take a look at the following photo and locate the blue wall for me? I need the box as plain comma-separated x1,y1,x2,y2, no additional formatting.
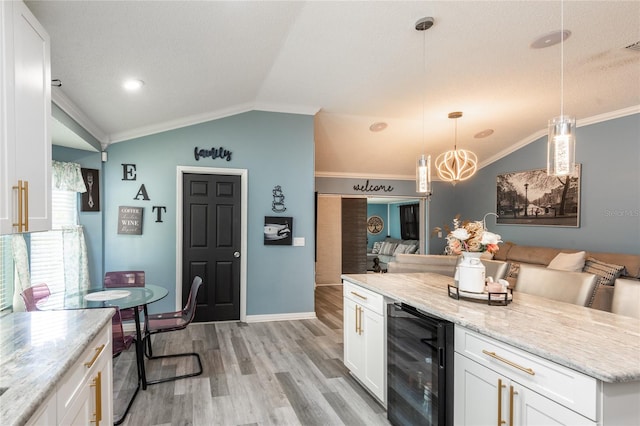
366,203,387,248
52,146,104,289
102,111,315,315
450,113,640,254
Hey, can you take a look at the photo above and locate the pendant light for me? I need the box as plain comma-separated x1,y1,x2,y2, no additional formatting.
547,0,576,176
435,111,477,184
415,17,433,196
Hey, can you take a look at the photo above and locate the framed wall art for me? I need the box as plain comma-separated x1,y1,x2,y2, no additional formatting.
80,168,100,212
496,164,581,227
264,216,293,245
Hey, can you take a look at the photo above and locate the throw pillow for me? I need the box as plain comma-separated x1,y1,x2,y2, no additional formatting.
379,241,399,256
547,251,586,272
371,241,382,254
582,257,626,286
394,243,413,255
408,244,419,254
507,262,521,280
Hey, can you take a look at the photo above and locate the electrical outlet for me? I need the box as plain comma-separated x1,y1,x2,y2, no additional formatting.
438,231,443,238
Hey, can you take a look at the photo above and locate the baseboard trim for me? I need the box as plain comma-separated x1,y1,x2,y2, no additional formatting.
245,312,317,323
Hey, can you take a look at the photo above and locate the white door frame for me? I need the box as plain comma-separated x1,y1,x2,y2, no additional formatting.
175,165,248,322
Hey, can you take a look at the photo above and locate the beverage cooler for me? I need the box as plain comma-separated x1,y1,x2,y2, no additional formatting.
387,303,454,426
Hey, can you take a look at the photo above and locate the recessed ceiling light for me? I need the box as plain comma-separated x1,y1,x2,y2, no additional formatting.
530,30,571,49
474,129,494,139
123,79,145,91
369,122,388,132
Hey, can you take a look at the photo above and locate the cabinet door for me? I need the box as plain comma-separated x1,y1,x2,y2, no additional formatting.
0,0,51,234
12,0,51,232
362,307,385,402
515,382,596,426
454,353,504,425
343,297,365,377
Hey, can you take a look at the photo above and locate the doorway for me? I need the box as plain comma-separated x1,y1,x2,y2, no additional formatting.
176,166,248,322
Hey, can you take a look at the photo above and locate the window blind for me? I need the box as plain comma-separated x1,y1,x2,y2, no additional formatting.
0,236,13,312
29,190,78,295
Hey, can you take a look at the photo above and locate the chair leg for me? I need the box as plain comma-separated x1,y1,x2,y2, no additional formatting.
142,333,203,386
113,347,141,425
113,378,140,425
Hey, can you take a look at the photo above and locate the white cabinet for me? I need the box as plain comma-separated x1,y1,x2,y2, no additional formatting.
0,0,51,234
454,326,640,426
343,281,386,404
454,352,594,426
27,323,113,426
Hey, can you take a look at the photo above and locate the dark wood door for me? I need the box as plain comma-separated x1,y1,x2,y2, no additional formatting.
183,173,241,322
341,198,367,274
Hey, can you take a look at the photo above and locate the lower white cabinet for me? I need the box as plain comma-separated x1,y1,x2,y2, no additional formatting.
454,326,640,426
27,323,113,426
343,281,386,404
454,352,595,425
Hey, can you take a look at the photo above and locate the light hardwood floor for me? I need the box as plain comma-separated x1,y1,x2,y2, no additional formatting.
114,284,390,426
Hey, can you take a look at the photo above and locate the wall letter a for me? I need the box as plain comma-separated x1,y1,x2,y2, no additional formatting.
134,184,150,200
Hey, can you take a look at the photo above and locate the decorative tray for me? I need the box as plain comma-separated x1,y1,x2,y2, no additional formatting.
84,290,131,301
447,285,512,306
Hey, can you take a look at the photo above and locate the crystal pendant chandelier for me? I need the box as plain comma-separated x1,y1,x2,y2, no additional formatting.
435,111,477,184
547,0,576,176
415,17,433,196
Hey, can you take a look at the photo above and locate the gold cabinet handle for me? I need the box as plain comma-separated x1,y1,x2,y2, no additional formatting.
84,344,106,368
12,181,23,232
358,305,364,335
483,350,535,376
23,181,28,231
509,385,517,426
351,291,368,300
90,371,102,425
354,305,359,334
497,378,506,425
11,180,29,232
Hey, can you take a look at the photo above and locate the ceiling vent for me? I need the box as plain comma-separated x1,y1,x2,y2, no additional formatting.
624,41,640,52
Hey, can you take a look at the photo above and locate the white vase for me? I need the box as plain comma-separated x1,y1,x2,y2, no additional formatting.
455,252,486,293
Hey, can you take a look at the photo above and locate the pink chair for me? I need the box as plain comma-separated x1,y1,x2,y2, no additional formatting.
104,271,145,321
112,307,139,425
143,276,203,385
20,283,51,311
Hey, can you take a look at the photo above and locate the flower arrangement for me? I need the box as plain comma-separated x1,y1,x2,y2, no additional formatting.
434,214,502,255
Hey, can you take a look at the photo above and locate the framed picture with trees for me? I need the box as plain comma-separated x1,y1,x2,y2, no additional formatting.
496,164,581,227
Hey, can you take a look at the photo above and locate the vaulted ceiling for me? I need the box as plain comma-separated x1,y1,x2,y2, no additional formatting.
28,1,640,179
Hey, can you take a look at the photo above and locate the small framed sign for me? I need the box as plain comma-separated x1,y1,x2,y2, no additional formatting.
117,206,143,235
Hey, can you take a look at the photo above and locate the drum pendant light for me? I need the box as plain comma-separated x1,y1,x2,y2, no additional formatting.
435,112,478,184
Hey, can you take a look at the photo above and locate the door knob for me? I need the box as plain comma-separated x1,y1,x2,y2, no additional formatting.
233,251,240,258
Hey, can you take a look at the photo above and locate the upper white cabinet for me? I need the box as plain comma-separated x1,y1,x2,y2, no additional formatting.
1,0,51,234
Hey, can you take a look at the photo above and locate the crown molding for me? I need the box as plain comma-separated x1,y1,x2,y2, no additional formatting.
109,103,255,143
253,102,320,116
52,89,108,144
314,171,415,180
479,104,640,169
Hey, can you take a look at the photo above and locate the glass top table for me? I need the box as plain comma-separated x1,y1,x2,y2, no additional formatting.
37,284,170,394
37,284,169,311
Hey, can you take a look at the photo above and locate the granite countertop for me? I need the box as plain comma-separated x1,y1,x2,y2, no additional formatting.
342,272,640,383
0,309,114,426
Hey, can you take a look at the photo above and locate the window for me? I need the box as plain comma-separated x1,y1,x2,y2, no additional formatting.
0,236,14,312
29,190,78,295
400,203,420,240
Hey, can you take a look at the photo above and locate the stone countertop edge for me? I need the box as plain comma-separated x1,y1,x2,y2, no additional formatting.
342,272,640,383
0,308,114,426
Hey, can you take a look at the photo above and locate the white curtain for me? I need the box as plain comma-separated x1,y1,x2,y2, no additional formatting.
62,226,91,293
11,234,30,312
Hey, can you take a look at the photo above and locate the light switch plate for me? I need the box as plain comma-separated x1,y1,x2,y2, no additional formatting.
293,237,305,246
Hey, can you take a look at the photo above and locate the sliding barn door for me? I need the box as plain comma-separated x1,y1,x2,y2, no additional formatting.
341,198,367,274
